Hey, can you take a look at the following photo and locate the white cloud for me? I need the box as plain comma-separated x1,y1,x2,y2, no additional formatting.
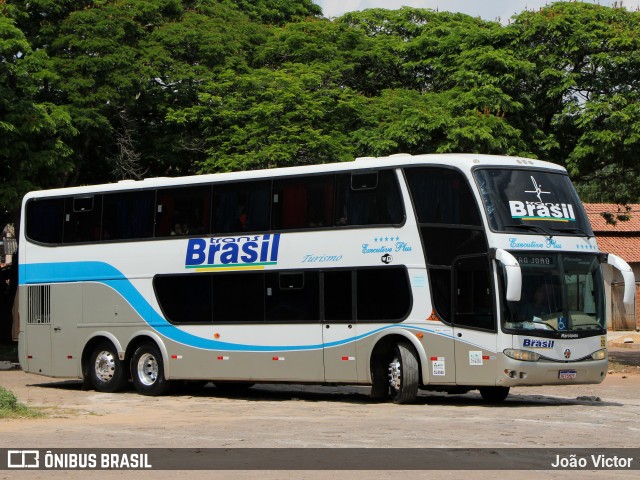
315,1,640,23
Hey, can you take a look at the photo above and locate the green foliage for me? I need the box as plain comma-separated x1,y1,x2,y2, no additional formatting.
221,0,322,24
0,14,76,218
2,0,640,214
172,64,361,172
0,385,40,419
510,2,640,180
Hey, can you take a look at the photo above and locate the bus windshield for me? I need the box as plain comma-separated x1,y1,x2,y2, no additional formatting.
501,253,605,336
474,168,593,236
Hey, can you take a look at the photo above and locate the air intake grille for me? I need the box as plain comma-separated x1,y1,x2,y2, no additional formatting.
27,285,51,324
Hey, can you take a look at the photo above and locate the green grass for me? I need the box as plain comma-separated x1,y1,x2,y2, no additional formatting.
0,385,41,418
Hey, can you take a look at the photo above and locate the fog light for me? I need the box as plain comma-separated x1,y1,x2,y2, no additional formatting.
591,349,607,360
504,349,540,362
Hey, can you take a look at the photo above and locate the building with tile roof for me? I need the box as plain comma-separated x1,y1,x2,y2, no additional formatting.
584,204,640,331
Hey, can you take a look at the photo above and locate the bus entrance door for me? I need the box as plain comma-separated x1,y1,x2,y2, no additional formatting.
322,270,358,382
452,255,498,386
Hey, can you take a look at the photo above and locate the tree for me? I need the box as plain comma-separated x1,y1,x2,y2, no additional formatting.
510,2,640,203
338,8,533,158
168,64,362,172
220,0,322,25
0,13,75,221
4,0,640,209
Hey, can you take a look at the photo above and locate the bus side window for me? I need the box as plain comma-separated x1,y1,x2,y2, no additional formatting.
453,256,495,331
271,175,334,230
154,274,213,324
406,167,482,226
102,191,155,240
213,272,265,322
63,196,103,243
213,181,271,234
155,186,211,237
405,167,487,323
265,271,320,322
324,270,353,321
335,170,404,226
357,267,411,321
26,198,64,244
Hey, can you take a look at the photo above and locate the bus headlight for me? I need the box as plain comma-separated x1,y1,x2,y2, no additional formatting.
591,349,607,360
503,349,540,362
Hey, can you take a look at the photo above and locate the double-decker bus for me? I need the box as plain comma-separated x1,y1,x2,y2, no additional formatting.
17,154,635,403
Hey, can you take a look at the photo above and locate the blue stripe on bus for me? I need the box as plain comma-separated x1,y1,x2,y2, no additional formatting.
20,262,453,352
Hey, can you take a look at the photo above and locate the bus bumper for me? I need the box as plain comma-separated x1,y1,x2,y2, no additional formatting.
495,356,608,387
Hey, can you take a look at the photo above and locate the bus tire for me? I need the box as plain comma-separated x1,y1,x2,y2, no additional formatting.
370,357,390,400
389,341,419,404
479,386,510,403
131,342,172,396
89,341,128,393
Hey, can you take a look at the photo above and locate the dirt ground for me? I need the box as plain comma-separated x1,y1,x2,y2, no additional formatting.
0,347,638,479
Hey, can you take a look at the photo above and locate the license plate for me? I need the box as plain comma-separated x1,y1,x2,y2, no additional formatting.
559,370,577,380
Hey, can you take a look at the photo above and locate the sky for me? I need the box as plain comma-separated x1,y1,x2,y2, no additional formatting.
313,1,640,23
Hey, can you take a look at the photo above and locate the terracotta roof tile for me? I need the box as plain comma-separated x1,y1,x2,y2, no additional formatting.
581,204,640,263
583,203,640,232
595,236,640,263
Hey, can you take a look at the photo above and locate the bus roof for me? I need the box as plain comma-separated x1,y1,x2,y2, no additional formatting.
23,153,567,200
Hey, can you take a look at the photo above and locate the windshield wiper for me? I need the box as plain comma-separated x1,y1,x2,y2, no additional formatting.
504,224,554,238
531,319,558,331
550,227,592,239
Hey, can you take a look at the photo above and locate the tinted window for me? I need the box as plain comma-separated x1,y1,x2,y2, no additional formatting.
428,268,452,321
26,198,64,244
155,272,264,324
272,175,334,230
454,256,494,330
102,191,155,240
405,167,482,226
335,170,404,226
213,181,271,234
63,196,103,243
266,271,320,322
154,274,213,324
357,267,411,321
155,268,411,324
213,273,264,322
405,167,488,323
324,270,353,321
420,227,488,266
156,186,211,237
474,168,593,235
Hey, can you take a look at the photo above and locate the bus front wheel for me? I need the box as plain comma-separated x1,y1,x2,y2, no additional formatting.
479,386,510,403
388,341,419,404
89,341,128,393
131,342,172,396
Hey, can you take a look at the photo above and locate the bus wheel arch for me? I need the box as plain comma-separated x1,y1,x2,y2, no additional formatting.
83,337,128,393
370,334,421,404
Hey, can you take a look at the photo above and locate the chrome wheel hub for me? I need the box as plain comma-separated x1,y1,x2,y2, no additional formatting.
94,351,116,383
137,353,159,386
388,358,401,391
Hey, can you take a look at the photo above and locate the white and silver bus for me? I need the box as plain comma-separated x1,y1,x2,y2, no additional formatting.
17,154,635,403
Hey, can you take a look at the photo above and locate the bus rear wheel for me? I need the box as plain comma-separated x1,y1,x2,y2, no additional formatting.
479,386,510,403
89,341,127,393
131,342,172,396
388,341,419,404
